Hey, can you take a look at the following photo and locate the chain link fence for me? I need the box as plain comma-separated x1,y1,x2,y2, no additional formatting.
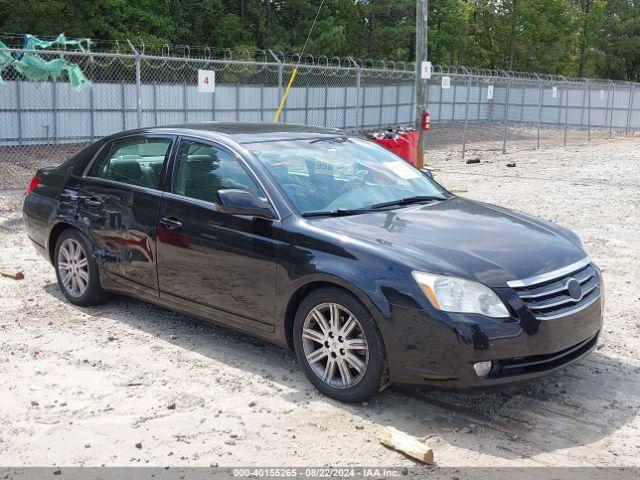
424,66,640,160
1,45,640,186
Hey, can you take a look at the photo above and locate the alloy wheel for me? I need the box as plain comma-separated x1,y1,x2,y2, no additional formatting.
301,302,369,389
57,238,90,297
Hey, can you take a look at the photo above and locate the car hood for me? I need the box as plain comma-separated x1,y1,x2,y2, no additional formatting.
306,197,587,287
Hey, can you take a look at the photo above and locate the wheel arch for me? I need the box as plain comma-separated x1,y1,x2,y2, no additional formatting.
282,276,390,351
47,221,76,263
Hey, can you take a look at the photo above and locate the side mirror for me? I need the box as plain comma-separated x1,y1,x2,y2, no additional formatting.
421,168,434,179
215,189,275,219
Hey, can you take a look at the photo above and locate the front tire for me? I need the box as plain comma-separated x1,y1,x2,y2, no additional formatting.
293,288,386,402
54,229,106,307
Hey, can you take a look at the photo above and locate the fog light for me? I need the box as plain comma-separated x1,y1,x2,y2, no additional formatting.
473,361,493,377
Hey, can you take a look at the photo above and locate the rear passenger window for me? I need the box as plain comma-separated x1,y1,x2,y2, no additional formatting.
90,138,171,189
173,140,262,202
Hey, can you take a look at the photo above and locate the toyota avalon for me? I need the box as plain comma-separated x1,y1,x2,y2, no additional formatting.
22,123,603,402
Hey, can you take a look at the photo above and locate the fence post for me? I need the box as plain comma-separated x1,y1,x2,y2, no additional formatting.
358,71,364,129
378,85,383,127
89,56,95,142
609,84,616,137
16,77,23,146
425,71,431,123
394,84,400,125
563,84,569,146
579,83,586,128
587,81,591,141
437,72,444,121
488,76,493,123
536,75,543,149
476,78,481,124
260,77,265,122
452,81,457,123
135,57,142,127
52,78,58,143
235,85,241,121
153,81,158,125
556,82,562,127
324,83,329,127
127,41,143,129
349,57,361,131
502,76,512,154
183,80,188,123
462,68,471,159
88,78,95,140
269,50,284,123
212,78,216,122
121,81,126,130
626,86,634,135
342,82,348,129
278,63,284,105
304,86,309,126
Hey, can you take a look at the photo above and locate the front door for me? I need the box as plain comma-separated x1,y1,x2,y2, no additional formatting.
156,138,279,331
77,135,173,293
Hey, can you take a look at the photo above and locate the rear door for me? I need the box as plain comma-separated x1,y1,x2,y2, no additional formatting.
156,137,279,332
76,135,174,294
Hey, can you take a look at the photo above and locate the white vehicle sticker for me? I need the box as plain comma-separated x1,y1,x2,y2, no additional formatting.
383,161,422,180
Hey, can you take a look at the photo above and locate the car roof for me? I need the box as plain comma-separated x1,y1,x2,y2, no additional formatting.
114,122,349,145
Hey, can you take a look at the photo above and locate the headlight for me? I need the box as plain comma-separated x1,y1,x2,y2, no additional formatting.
412,271,510,318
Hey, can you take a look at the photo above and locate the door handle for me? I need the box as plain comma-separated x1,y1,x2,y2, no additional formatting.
83,196,104,207
160,216,182,231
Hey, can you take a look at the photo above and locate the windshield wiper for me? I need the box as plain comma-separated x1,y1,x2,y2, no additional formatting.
302,207,374,218
369,195,447,210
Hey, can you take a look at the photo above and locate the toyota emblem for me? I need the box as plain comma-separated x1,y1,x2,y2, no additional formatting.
566,278,582,300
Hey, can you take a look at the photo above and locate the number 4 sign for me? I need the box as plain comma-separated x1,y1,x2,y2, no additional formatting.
198,69,215,93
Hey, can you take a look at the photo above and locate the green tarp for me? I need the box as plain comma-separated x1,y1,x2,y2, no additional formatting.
0,34,91,89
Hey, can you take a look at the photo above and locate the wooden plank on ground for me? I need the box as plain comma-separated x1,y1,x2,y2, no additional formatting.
377,426,434,464
0,270,24,280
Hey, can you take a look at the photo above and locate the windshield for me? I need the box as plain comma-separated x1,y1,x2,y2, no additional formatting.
248,137,449,215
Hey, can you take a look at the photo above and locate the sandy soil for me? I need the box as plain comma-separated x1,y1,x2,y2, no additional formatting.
0,138,639,470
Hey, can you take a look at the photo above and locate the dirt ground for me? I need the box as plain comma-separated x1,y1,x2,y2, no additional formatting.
0,137,639,471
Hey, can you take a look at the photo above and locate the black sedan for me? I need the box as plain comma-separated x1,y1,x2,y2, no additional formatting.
23,123,603,402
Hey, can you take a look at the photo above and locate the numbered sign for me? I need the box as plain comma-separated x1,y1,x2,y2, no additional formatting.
552,86,558,98
441,76,451,89
420,61,432,80
198,69,215,93
487,85,494,100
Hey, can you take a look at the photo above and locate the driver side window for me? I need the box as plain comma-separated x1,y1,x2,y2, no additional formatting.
173,140,262,203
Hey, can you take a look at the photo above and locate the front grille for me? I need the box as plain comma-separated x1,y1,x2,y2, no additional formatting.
494,332,599,377
507,257,600,320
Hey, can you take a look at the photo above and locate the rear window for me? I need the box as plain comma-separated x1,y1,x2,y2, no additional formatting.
89,138,172,189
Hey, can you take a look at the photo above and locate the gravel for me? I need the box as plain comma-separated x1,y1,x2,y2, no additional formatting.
0,137,638,468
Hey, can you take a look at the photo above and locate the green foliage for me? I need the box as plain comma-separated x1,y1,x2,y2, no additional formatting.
0,0,637,80
598,0,640,81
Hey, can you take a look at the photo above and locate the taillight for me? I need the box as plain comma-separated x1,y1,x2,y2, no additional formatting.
26,176,41,195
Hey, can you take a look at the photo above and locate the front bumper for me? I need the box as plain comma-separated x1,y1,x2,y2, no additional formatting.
384,292,603,389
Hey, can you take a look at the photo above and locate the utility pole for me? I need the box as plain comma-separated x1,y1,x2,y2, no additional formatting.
414,0,428,169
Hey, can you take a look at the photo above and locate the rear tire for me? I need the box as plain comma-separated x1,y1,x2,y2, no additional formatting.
293,288,386,402
54,229,106,306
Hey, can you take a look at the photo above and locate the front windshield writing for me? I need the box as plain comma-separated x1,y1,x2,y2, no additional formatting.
248,137,448,214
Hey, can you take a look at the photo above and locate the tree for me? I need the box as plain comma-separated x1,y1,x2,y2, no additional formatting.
571,0,606,77
598,0,640,81
0,0,638,81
